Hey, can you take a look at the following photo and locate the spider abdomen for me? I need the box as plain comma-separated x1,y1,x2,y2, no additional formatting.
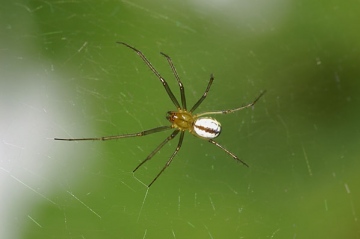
193,117,221,139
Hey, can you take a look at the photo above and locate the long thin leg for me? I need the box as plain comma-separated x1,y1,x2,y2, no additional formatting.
208,139,249,167
189,74,214,113
196,90,266,117
160,52,186,110
54,125,172,141
117,42,181,109
133,129,180,174
148,131,185,187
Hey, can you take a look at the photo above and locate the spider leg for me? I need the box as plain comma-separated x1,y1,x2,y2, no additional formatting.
54,125,172,141
190,74,214,113
133,130,180,182
117,42,181,109
160,52,186,110
208,139,249,167
196,90,266,117
148,131,185,187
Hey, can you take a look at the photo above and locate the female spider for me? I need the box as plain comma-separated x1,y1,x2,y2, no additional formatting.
55,42,265,187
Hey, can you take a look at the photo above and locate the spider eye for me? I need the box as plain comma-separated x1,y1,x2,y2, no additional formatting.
193,117,221,139
166,111,175,121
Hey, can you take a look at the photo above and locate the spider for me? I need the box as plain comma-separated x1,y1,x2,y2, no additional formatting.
55,42,266,187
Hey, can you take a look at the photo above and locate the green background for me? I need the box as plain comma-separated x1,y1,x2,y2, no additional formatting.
1,0,359,238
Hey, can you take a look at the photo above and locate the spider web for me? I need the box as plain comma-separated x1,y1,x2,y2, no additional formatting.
1,0,360,238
